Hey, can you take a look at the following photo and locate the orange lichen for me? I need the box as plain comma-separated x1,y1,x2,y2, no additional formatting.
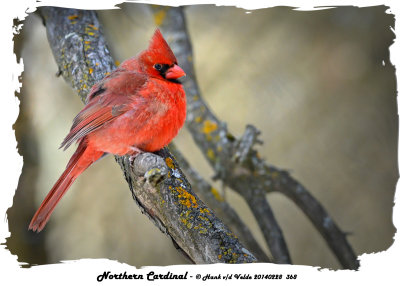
68,15,79,20
198,215,209,222
165,157,175,169
153,9,167,26
88,24,98,30
207,149,216,161
88,68,93,74
210,187,224,202
199,208,210,214
176,186,198,208
218,247,240,263
180,217,193,229
202,120,218,134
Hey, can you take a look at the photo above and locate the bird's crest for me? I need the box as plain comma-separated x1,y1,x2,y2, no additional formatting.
146,28,177,65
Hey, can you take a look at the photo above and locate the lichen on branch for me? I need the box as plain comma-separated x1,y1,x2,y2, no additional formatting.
39,6,256,264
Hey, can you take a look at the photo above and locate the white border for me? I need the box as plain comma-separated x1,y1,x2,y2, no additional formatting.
1,1,398,285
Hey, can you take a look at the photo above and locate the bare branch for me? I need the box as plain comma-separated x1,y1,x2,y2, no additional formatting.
169,143,271,262
267,168,360,269
151,5,359,269
116,149,256,263
38,6,256,264
151,5,291,265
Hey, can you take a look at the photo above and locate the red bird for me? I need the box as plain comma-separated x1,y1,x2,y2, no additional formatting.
29,29,186,232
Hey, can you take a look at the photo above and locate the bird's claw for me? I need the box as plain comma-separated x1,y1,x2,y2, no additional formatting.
128,147,143,165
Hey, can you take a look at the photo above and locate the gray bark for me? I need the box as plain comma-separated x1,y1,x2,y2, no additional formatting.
38,6,256,264
151,5,359,269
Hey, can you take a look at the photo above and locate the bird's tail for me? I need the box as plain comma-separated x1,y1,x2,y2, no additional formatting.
29,139,103,232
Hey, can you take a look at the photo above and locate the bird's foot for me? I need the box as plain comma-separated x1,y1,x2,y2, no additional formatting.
128,147,143,164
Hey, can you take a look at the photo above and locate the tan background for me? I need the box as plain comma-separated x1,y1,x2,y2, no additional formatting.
8,4,397,269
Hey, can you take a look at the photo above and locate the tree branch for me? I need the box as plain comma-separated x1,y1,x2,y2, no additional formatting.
151,5,291,265
169,143,270,262
151,5,359,269
38,6,256,264
267,168,360,269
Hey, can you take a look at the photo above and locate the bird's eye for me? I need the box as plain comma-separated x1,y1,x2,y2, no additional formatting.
154,64,162,71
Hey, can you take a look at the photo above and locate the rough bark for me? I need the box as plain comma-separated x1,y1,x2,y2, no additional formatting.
169,143,270,262
151,5,359,269
38,6,256,264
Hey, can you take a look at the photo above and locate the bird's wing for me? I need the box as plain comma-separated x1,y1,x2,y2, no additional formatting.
60,71,147,150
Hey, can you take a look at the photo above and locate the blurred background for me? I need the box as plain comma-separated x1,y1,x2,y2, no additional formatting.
8,4,397,269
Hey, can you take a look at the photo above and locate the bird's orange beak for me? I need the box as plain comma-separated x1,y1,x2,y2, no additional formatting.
165,64,186,80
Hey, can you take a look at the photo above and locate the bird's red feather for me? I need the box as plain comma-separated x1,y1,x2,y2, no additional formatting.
29,29,186,232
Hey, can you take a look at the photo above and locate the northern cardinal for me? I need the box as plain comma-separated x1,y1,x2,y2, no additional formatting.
29,29,186,232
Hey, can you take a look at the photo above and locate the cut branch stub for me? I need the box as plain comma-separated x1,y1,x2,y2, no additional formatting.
233,124,263,165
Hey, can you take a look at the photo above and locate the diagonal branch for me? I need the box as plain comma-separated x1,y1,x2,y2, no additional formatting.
37,6,256,264
267,168,360,269
169,143,271,262
152,5,359,269
152,5,291,265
